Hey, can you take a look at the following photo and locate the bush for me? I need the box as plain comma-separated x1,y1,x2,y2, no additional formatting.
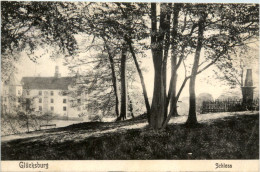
89,115,102,122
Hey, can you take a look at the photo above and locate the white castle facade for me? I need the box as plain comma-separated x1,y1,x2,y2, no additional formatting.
2,67,91,119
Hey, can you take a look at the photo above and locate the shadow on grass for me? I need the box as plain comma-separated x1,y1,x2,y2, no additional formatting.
44,113,148,133
2,114,258,160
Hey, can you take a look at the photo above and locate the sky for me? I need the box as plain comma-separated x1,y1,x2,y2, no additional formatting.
15,41,259,101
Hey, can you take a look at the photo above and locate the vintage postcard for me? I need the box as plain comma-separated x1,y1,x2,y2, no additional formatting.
1,1,259,171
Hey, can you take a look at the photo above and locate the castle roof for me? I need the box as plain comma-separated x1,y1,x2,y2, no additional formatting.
21,77,75,90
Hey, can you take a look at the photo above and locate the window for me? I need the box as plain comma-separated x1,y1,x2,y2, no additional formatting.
39,98,42,103
39,106,42,111
50,106,54,111
27,90,30,96
77,99,81,104
63,106,67,111
50,91,54,96
61,91,68,96
4,97,7,102
63,99,67,103
39,91,42,96
18,90,21,95
51,99,54,103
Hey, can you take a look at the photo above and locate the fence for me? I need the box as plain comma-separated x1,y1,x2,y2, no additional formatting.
201,99,259,114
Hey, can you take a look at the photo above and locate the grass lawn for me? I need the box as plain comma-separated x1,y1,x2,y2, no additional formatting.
1,113,258,160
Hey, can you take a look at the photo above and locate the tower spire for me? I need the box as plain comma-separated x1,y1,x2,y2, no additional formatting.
54,66,61,78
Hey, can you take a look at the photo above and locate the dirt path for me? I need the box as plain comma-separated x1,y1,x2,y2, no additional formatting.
1,111,258,143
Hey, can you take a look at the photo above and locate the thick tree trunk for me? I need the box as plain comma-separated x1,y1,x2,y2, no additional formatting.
105,44,120,118
126,40,151,117
170,98,178,116
186,75,198,125
150,51,166,129
119,44,128,120
149,3,169,129
186,15,205,126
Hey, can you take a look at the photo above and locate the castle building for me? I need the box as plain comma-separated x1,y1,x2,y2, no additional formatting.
1,73,23,114
2,66,90,119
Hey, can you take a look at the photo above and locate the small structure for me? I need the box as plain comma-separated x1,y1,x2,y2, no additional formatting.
241,69,255,108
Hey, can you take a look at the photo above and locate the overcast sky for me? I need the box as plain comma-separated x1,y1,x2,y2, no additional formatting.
15,40,259,100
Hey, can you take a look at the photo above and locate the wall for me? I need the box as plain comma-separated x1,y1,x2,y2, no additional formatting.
22,89,90,118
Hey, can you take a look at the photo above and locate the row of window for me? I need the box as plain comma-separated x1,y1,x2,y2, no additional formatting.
26,90,83,98
26,91,55,96
38,106,67,111
38,98,67,103
38,106,83,112
38,91,54,96
2,97,20,102
37,91,83,97
3,97,79,105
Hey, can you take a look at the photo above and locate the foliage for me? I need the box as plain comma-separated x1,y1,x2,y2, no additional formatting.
213,45,259,88
1,1,80,80
1,95,56,134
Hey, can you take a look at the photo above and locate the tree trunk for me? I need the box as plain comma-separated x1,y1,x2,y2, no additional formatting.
128,95,134,118
169,69,178,117
149,3,169,129
126,40,151,117
169,3,181,118
119,43,128,120
186,15,206,126
186,75,198,125
150,50,166,129
162,4,171,120
26,118,29,133
163,54,168,120
105,43,120,118
119,2,151,120
162,77,190,128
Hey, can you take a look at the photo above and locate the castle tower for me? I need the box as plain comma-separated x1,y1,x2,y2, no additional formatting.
2,73,23,113
241,69,255,108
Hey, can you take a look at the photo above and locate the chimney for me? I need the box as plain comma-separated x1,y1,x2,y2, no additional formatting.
54,66,61,78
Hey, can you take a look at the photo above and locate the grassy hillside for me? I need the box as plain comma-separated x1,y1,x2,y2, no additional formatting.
2,113,258,160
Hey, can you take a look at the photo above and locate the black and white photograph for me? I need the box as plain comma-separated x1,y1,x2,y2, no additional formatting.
1,1,259,171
